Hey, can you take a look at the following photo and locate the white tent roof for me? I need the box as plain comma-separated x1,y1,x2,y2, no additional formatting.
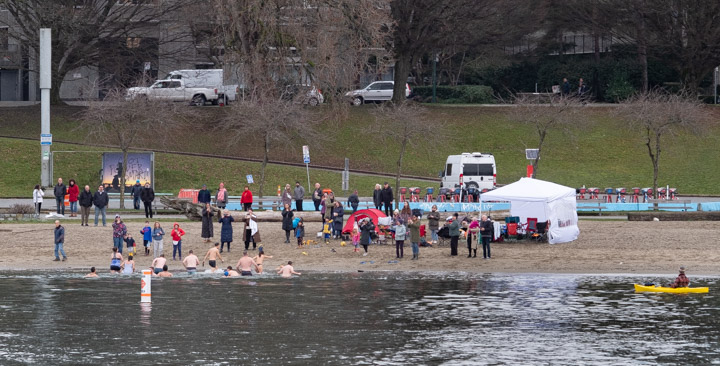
480,177,576,203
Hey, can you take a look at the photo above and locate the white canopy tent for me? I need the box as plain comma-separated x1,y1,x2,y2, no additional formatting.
480,177,579,244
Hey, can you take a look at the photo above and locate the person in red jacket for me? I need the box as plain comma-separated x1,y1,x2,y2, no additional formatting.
241,186,253,211
67,179,80,217
171,222,186,260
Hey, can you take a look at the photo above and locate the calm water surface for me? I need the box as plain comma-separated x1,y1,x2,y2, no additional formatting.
0,271,718,365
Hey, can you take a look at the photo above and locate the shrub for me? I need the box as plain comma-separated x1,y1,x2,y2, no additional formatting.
605,75,636,102
9,204,34,214
411,85,495,104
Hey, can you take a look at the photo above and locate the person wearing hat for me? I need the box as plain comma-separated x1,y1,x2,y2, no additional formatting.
670,266,690,288
197,184,212,206
448,213,460,256
131,180,143,210
112,215,127,254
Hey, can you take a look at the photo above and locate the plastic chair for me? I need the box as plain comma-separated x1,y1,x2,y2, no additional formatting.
526,218,538,236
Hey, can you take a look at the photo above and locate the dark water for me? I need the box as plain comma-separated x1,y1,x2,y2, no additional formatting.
0,271,719,365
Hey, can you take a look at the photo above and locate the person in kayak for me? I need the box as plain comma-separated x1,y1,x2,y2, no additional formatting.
670,266,689,288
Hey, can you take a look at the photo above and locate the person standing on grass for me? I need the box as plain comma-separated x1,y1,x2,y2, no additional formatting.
293,181,305,211
359,217,374,257
54,178,67,215
448,213,460,256
381,182,394,216
241,186,253,211
281,204,294,243
79,185,92,226
197,184,211,207
171,222,186,260
408,215,421,260
426,205,440,245
373,184,382,210
152,221,165,258
312,183,322,211
140,182,154,219
93,185,109,227
131,180,143,210
67,179,79,217
112,215,127,254
53,220,68,262
218,209,234,253
215,182,228,214
282,184,293,209
33,184,44,217
201,203,214,243
480,215,493,259
348,189,360,213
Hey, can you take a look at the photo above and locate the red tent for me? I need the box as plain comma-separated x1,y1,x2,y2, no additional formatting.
342,209,387,235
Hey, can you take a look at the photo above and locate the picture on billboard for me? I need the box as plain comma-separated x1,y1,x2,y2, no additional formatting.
102,153,153,193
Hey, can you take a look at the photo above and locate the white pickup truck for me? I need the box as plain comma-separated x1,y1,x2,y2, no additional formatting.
126,79,220,106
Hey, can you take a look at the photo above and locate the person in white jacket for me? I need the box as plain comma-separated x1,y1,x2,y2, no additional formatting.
32,184,45,217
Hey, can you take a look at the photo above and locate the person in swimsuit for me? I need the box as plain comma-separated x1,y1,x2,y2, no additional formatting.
203,243,224,271
157,265,173,277
252,250,273,274
110,247,123,273
151,254,167,275
183,250,200,274
223,266,240,277
85,267,98,278
236,250,259,276
121,254,135,274
277,261,301,278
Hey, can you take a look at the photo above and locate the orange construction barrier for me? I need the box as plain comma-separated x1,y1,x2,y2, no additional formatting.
178,189,200,204
64,194,70,207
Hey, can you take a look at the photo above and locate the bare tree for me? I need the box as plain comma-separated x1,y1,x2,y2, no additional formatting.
0,0,195,104
370,101,444,209
615,90,709,198
79,90,191,208
510,95,585,178
220,99,315,198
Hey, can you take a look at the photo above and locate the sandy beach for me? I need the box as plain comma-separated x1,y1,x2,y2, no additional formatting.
1,220,716,275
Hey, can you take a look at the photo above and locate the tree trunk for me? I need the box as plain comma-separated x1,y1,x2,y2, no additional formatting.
392,53,412,103
395,136,407,210
652,133,661,199
637,12,649,93
259,132,270,198
532,129,547,178
120,149,128,209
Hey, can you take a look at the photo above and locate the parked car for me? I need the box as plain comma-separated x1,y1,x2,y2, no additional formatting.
345,81,411,106
283,84,324,106
126,79,220,106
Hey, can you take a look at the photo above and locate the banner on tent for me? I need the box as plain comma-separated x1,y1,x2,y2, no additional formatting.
399,202,511,212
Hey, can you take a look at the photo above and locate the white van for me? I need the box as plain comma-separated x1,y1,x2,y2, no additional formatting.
440,153,496,191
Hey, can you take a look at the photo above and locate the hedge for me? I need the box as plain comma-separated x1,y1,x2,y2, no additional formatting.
412,85,495,104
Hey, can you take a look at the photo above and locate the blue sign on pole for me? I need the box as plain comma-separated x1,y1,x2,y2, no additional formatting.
303,157,310,164
246,175,254,184
40,134,52,145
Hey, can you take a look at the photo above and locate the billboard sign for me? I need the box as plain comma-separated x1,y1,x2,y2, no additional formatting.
102,153,153,193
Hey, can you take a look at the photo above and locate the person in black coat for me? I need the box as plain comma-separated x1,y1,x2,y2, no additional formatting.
372,184,382,210
359,218,375,256
131,180,143,210
348,189,360,213
78,185,93,226
140,183,155,219
197,184,212,206
218,209,234,252
281,204,294,243
381,182,394,216
480,215,494,259
53,178,67,215
92,185,109,226
332,201,344,239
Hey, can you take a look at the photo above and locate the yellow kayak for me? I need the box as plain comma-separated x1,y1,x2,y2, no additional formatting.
634,284,709,293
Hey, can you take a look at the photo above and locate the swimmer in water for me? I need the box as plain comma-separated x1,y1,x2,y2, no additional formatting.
223,266,240,277
236,250,259,276
157,265,173,277
151,254,167,275
121,254,135,274
277,261,301,278
85,267,98,278
110,247,122,274
183,250,200,274
252,250,273,274
202,242,224,272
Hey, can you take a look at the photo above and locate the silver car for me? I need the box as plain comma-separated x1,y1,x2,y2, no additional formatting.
345,81,411,106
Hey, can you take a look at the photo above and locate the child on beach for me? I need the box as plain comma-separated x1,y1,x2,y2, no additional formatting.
296,218,305,248
140,221,152,256
323,218,332,244
351,227,360,253
124,233,137,256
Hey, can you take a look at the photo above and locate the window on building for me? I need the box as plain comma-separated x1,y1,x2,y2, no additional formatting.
126,37,141,49
0,28,8,51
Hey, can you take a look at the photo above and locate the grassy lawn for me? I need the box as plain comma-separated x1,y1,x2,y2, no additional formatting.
2,104,719,195
0,138,436,198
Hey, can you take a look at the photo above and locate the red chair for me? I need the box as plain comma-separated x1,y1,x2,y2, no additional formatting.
399,187,408,202
631,187,640,203
526,218,538,236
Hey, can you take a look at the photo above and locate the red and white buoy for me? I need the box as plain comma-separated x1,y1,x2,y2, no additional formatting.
141,269,152,303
